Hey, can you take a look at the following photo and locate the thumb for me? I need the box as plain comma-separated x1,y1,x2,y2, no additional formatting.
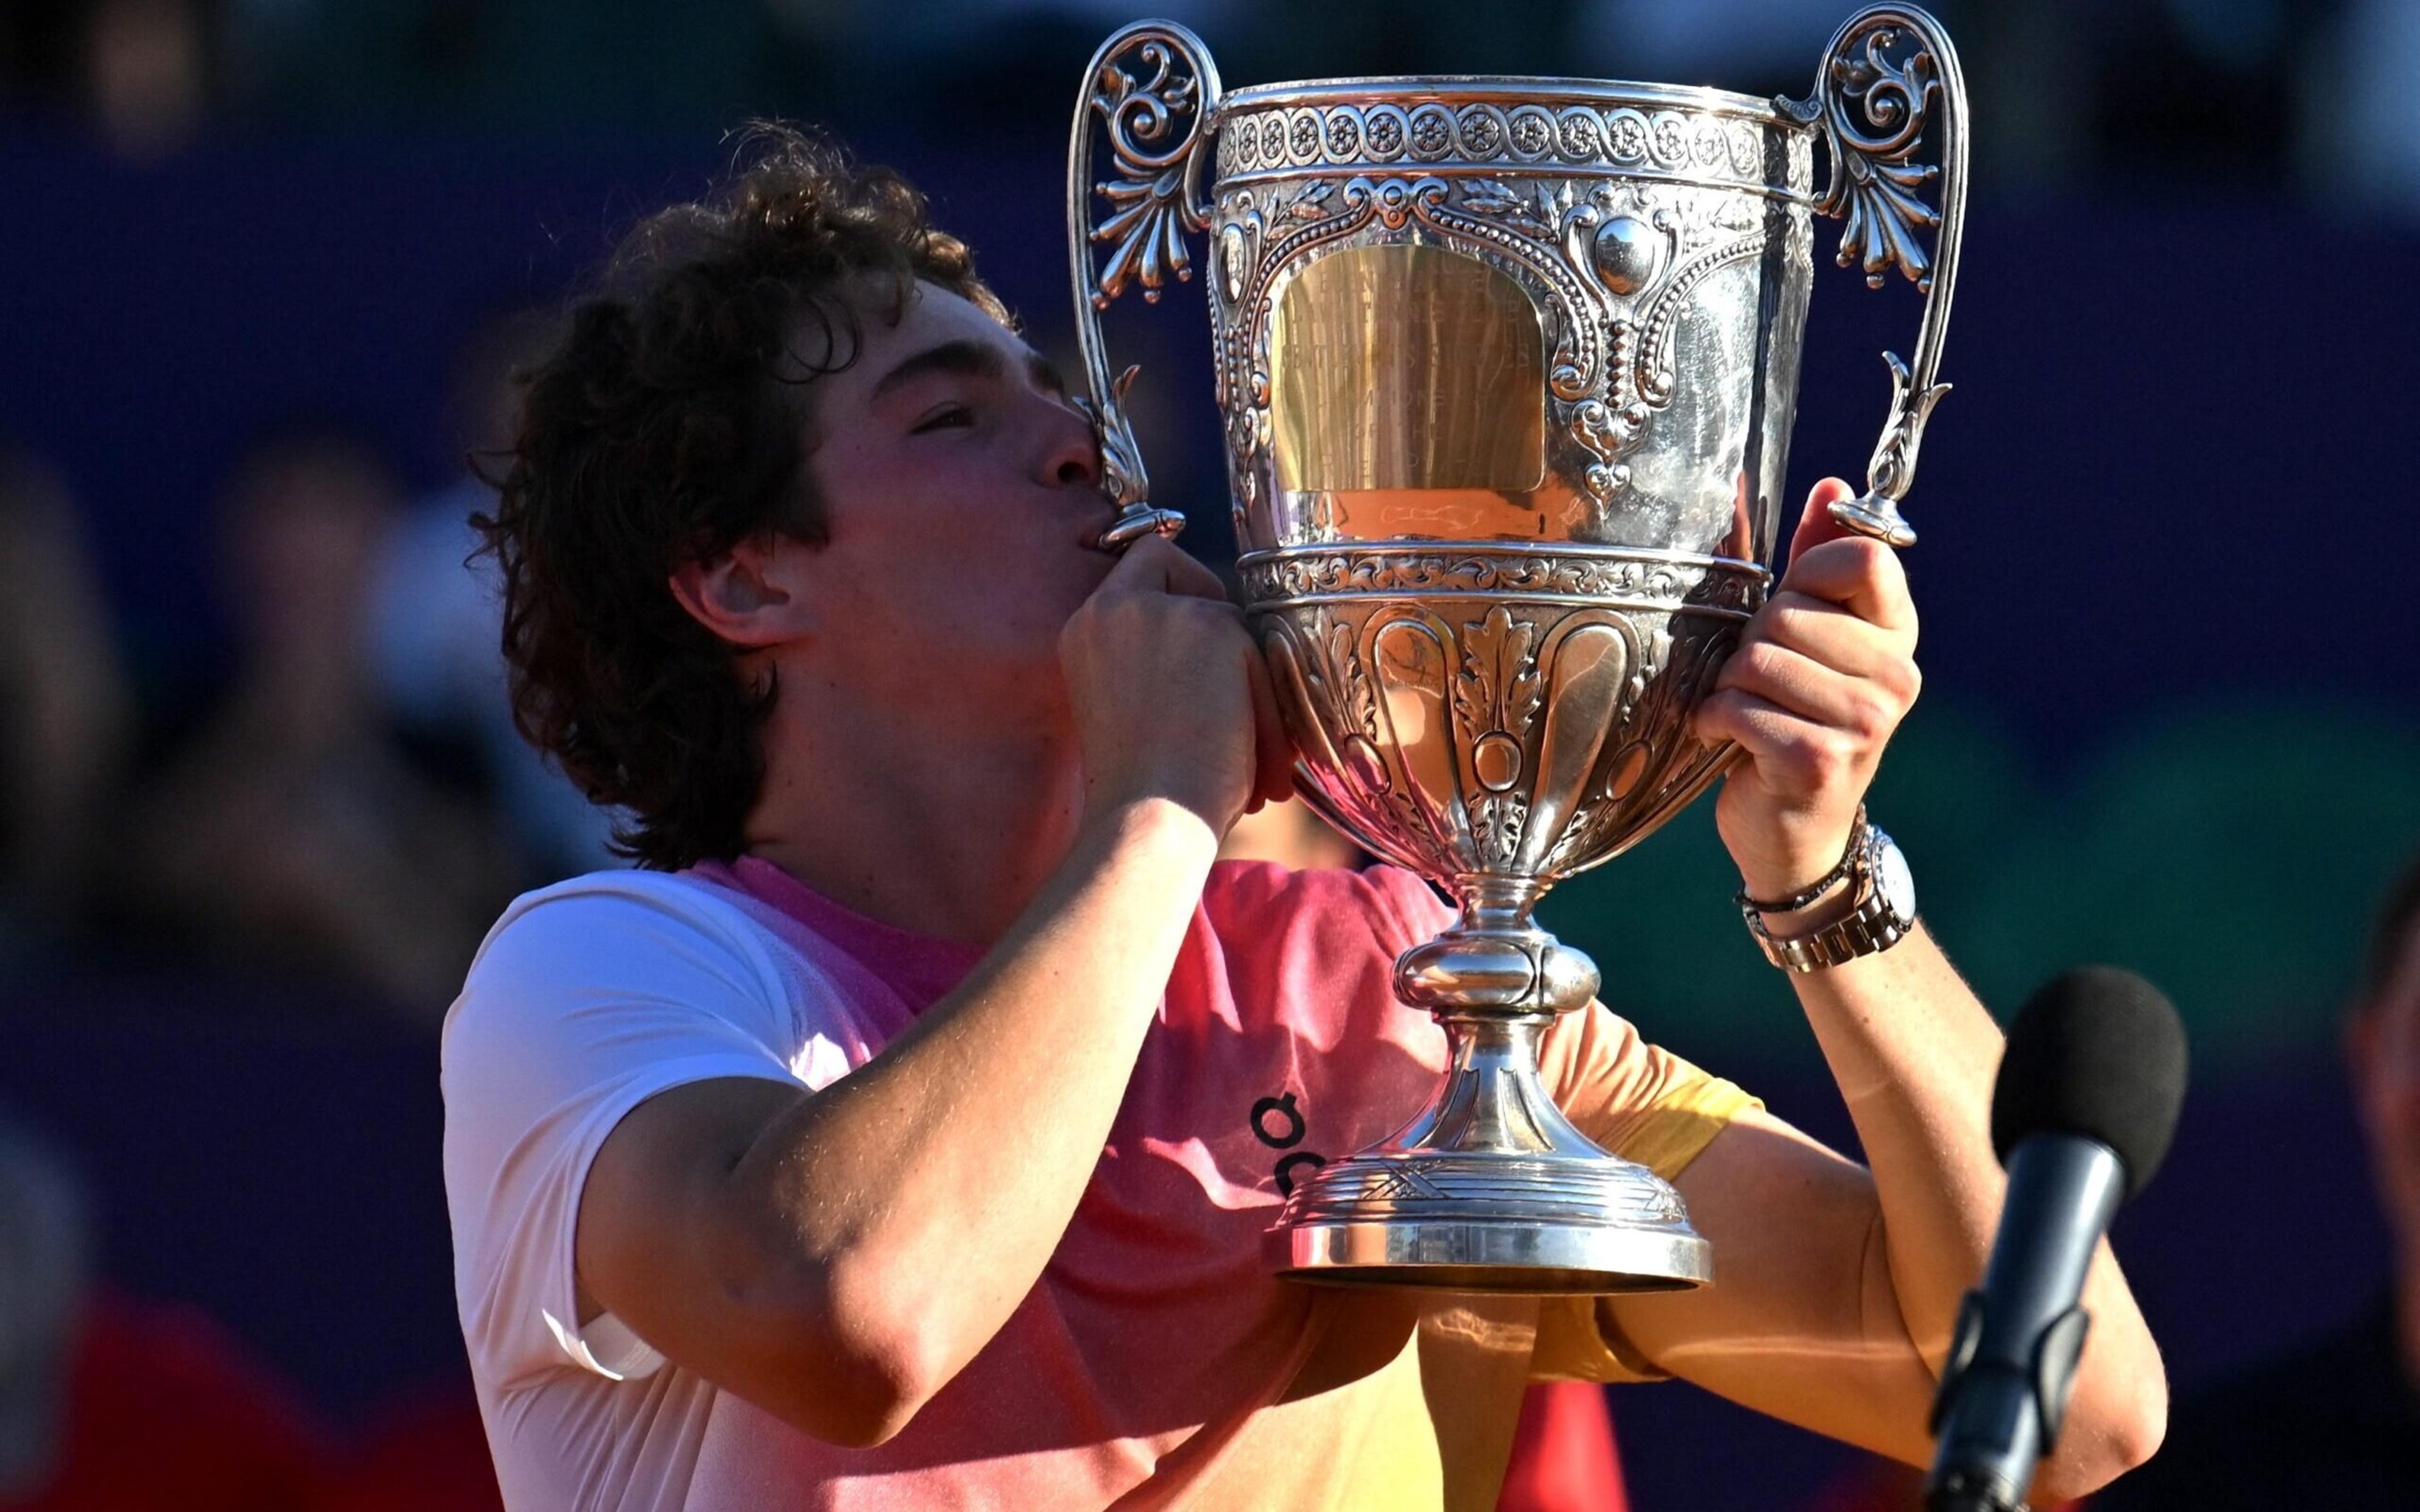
1785,476,1861,568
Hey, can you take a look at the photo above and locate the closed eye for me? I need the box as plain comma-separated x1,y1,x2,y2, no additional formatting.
910,404,973,434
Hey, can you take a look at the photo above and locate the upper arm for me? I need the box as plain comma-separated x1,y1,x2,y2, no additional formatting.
573,1074,907,1443
1600,1106,1943,1467
442,884,814,1392
574,1077,805,1332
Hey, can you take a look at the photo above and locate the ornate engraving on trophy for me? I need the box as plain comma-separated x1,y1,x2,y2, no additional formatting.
1451,606,1543,868
1212,168,1808,548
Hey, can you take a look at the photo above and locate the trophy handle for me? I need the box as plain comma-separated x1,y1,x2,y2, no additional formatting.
1785,4,1968,549
1068,20,1223,550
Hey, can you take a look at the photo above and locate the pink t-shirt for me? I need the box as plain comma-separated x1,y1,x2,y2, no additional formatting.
442,859,1753,1511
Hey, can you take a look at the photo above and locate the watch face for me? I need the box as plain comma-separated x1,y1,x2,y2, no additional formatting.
1875,835,1917,920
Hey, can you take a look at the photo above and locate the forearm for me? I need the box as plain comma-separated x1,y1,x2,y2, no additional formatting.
1789,924,2000,1357
1790,925,2165,1494
740,798,1217,1399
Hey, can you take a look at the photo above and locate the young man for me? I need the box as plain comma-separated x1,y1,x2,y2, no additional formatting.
442,129,2167,1510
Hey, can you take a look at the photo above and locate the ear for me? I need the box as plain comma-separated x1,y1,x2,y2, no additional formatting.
667,534,818,648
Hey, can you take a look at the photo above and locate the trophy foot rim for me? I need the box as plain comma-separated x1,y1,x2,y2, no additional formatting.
1264,1217,1712,1295
1264,1147,1714,1295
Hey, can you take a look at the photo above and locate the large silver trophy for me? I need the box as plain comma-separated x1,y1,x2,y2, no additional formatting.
1071,8,1966,1292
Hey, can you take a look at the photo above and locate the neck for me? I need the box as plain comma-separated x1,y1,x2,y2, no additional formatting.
742,682,1085,945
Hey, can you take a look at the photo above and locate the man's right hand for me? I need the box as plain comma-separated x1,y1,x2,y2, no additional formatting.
1058,534,1295,833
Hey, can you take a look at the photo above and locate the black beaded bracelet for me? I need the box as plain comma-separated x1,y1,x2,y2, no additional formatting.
1733,806,1868,915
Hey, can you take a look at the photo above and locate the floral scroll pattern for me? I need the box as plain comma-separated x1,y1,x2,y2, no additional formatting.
1249,547,1761,890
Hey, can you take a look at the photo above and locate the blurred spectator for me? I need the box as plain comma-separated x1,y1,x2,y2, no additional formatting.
113,428,512,1018
368,308,619,888
0,1116,333,1511
2094,848,2420,1506
0,1120,86,1500
2084,0,2342,185
1568,0,1847,84
0,449,132,964
2313,0,2420,215
83,0,213,159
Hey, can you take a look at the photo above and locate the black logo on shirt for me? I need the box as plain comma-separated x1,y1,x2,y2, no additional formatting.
1250,1092,1328,1196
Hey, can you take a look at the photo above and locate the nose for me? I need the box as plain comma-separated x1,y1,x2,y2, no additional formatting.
1034,396,1102,493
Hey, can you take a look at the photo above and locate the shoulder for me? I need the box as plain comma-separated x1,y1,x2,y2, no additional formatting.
456,869,783,1002
1202,861,1454,957
443,868,805,1080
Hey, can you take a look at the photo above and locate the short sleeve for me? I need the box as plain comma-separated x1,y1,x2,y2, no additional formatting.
1530,1001,1760,1383
441,876,810,1393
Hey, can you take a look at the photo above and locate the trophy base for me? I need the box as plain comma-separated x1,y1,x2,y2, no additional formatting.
1264,997,1714,1295
1265,1149,1711,1293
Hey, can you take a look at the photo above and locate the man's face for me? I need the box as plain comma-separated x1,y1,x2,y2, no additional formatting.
2353,922,2420,1255
787,280,1119,729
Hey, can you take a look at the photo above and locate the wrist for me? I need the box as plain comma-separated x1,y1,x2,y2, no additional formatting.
1753,877,1860,942
1733,806,1867,913
1739,813,1919,973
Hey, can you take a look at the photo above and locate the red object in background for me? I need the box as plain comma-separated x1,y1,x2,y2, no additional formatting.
1499,1380,1628,1512
6,1292,333,1512
18,1292,1591,1512
316,1388,502,1512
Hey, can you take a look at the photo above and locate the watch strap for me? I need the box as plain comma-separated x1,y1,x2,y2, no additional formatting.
1749,886,1918,973
1741,819,1918,973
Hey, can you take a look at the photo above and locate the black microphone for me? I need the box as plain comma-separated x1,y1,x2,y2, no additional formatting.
1923,967,2187,1512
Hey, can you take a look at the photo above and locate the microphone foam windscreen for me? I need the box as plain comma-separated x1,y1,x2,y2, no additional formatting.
1989,966,2189,1201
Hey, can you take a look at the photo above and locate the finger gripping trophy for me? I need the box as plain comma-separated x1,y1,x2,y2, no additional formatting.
1071,8,1967,1292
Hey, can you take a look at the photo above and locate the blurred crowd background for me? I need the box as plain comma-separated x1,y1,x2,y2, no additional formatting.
1,0,2416,1508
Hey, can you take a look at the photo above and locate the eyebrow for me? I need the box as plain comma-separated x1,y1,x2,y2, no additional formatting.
871,338,1069,401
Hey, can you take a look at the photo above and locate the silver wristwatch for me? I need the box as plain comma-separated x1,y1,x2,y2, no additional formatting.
1738,813,1918,973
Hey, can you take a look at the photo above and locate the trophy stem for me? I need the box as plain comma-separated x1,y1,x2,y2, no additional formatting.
1265,910,1712,1293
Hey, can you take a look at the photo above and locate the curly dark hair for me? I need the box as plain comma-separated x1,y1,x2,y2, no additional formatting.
476,125,1010,870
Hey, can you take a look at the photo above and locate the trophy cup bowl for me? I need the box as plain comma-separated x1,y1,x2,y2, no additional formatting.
1070,8,1966,1292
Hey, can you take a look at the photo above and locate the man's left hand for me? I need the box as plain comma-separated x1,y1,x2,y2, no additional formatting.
1690,476,1921,901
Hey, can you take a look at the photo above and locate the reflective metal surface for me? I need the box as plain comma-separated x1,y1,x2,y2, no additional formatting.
1269,244,1547,495
1068,7,1967,1293
1264,1006,1712,1293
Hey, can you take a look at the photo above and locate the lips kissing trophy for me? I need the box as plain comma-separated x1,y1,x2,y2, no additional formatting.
1069,6,1967,1292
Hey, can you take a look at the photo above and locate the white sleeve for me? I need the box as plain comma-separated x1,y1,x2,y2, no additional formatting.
441,877,807,1392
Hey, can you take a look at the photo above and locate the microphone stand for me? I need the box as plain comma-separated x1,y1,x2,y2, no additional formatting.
1921,1138,2113,1512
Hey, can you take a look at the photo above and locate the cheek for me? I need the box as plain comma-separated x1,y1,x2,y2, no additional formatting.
817,547,1074,682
